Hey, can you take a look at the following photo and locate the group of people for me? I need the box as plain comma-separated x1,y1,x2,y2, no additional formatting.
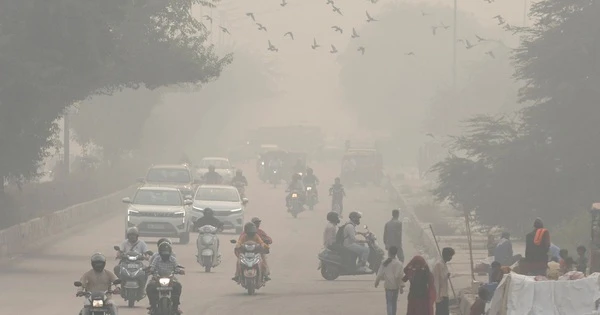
285,167,346,213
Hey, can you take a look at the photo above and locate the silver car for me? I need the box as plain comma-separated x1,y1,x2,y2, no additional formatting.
123,186,193,244
191,185,248,234
196,157,235,183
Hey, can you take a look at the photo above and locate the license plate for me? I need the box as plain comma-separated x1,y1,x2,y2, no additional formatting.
147,224,164,229
127,264,139,269
157,287,172,291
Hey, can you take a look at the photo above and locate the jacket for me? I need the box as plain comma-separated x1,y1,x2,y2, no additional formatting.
375,258,405,290
383,218,403,249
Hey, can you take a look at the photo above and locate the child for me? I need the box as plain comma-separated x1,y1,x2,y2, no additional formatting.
559,249,574,274
470,286,489,315
576,245,588,274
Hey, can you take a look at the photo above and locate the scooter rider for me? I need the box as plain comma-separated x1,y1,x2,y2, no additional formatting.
149,238,175,265
250,217,272,280
324,212,340,249
303,168,320,201
146,243,184,314
203,165,223,184
231,170,248,186
343,211,372,273
114,227,149,276
286,173,306,207
233,222,269,282
78,253,120,315
329,177,346,211
192,208,224,231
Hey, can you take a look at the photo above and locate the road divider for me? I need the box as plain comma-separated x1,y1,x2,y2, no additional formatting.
0,185,136,259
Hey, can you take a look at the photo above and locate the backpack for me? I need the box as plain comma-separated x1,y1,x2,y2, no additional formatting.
335,223,351,246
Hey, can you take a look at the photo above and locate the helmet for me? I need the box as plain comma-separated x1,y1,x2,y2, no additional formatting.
348,211,362,224
158,242,172,261
209,165,215,171
236,169,242,175
203,208,214,217
251,217,261,226
307,168,313,175
327,212,340,224
335,177,341,183
244,222,257,236
126,227,139,237
157,238,172,248
91,253,106,272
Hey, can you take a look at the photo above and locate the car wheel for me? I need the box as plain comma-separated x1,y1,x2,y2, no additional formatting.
179,232,190,244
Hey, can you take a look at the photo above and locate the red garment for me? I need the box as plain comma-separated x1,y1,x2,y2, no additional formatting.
403,256,436,315
534,228,549,246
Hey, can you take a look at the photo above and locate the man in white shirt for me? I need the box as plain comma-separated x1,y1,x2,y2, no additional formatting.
433,247,455,315
375,246,405,315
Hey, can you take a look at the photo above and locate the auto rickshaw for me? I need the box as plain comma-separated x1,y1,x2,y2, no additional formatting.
340,149,383,186
590,203,600,273
258,149,289,182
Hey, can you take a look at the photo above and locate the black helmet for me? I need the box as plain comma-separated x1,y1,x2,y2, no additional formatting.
157,238,172,248
91,253,106,272
327,212,340,224
244,222,257,236
349,211,362,224
203,208,214,217
158,242,172,260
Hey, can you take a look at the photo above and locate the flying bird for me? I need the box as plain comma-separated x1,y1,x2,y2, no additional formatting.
421,10,430,16
464,39,475,49
485,51,495,59
440,22,450,30
366,11,377,22
493,15,505,25
280,0,288,7
475,34,486,42
432,26,438,35
332,26,343,34
257,23,267,32
246,12,255,21
332,5,342,16
357,46,365,55
311,38,320,50
351,28,360,38
405,52,415,56
330,45,338,54
284,31,294,40
219,26,230,34
204,15,213,23
268,40,278,52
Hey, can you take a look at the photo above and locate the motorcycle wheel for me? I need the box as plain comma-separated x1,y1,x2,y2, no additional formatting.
128,298,135,308
320,264,340,280
246,279,256,295
203,256,212,273
158,298,171,315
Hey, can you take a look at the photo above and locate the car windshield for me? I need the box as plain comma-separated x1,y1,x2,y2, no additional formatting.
199,159,230,169
194,188,239,202
146,168,190,183
133,190,182,206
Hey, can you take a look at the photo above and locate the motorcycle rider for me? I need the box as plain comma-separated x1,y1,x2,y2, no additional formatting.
232,222,270,282
203,165,223,184
342,211,372,273
193,208,224,231
114,227,149,276
149,238,176,265
302,168,320,201
324,212,340,249
329,177,346,212
286,173,306,208
146,242,184,314
230,169,248,186
78,253,120,315
246,217,272,280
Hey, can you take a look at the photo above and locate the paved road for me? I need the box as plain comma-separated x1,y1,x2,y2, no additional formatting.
1,162,414,315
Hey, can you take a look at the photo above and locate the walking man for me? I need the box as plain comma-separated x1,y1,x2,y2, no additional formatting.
384,209,405,262
433,247,455,315
375,246,405,315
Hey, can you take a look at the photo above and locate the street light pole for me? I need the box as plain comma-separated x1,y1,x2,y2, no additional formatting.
452,0,457,90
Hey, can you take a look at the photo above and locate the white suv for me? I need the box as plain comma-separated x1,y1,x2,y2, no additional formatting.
123,186,193,244
191,185,248,234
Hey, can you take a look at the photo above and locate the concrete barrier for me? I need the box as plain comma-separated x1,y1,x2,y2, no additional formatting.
0,185,137,259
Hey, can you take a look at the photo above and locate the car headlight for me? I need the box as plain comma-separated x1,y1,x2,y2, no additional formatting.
92,300,104,307
192,207,203,212
230,208,242,213
127,210,139,216
292,193,298,198
173,211,185,218
159,278,171,286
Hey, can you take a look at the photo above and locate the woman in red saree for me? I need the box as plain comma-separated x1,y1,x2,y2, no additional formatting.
403,255,436,315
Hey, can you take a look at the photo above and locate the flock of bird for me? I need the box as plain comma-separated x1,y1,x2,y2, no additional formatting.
205,0,521,59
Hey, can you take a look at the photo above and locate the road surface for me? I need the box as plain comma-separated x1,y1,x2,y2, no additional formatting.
0,162,414,315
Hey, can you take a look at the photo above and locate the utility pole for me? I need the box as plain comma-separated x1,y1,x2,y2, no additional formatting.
452,0,457,90
63,112,70,178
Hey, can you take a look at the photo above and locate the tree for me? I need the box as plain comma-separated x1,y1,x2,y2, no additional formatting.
0,0,231,188
432,0,600,232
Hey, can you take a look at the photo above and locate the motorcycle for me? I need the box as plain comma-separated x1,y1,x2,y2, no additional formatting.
317,225,384,280
196,225,221,272
230,240,265,295
149,266,185,315
286,189,304,218
269,168,280,188
305,185,318,210
113,246,152,307
74,279,121,315
232,181,246,198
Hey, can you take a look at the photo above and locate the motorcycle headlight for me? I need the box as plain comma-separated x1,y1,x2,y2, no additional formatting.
306,186,312,191
128,256,137,261
292,193,298,198
261,162,265,165
273,170,277,173
159,278,171,286
92,300,104,307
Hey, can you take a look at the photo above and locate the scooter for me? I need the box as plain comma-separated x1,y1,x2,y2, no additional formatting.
286,189,304,218
317,225,385,280
113,246,152,307
74,279,121,315
196,225,221,272
231,240,265,295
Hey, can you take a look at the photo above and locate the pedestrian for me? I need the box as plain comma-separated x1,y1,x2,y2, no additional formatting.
384,209,404,262
494,232,513,266
524,218,550,276
403,255,436,315
433,247,455,315
469,286,489,315
375,246,405,315
576,245,588,274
